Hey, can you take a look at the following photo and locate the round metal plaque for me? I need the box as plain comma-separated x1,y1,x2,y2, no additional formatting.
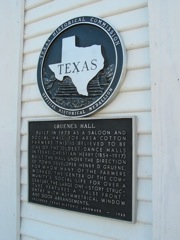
37,16,126,117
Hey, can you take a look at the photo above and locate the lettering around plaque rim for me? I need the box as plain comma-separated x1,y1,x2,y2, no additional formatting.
37,16,126,117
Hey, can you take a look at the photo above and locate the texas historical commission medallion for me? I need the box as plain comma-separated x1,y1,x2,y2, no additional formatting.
37,16,126,117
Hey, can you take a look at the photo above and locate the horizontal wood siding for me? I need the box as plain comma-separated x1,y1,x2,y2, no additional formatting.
20,0,152,239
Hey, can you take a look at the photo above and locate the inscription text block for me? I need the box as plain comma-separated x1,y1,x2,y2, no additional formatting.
28,118,136,222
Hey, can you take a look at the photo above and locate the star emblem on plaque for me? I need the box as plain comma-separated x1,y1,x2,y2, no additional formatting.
37,16,126,117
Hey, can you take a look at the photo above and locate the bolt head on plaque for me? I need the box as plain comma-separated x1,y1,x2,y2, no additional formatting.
37,16,126,117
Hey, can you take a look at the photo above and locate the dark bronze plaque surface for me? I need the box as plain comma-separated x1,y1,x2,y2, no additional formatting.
28,118,136,222
37,16,126,117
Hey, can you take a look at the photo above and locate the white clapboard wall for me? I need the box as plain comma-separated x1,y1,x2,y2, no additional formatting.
20,0,152,239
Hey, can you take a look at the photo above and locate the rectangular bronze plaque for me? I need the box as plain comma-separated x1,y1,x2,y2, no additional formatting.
28,117,136,222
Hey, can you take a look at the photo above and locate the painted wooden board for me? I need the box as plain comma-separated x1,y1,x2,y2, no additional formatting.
24,7,148,39
19,219,151,240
